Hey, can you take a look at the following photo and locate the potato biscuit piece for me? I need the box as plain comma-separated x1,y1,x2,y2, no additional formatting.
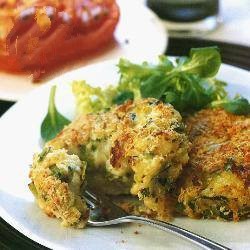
178,109,250,221
47,98,190,221
29,147,88,228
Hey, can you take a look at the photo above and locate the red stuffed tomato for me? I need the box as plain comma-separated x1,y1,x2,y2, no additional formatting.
1,0,120,81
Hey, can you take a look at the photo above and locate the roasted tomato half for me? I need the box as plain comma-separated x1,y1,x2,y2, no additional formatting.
0,0,120,81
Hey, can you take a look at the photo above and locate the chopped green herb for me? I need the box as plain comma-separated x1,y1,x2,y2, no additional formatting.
224,158,235,171
219,209,233,220
129,112,137,121
188,200,196,210
171,122,185,133
239,206,250,218
201,196,228,202
140,188,150,197
50,165,68,182
156,177,173,192
80,145,87,159
175,202,185,213
28,182,38,197
38,147,51,162
202,209,213,219
91,144,97,151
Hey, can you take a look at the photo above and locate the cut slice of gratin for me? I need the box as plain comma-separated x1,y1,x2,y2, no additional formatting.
29,147,88,228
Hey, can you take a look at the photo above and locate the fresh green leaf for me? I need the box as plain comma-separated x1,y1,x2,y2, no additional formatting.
175,56,188,67
177,47,221,78
222,97,250,115
72,47,249,116
140,74,169,99
118,59,153,79
204,79,227,101
41,86,70,142
112,90,134,105
72,81,118,114
118,56,174,84
117,47,225,114
212,96,250,115
164,91,179,104
163,73,214,113
158,55,175,71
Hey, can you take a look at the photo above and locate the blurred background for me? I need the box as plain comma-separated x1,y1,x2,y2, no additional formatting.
143,0,250,46
0,0,249,104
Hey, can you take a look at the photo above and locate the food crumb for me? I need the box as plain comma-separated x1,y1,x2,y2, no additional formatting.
120,230,124,234
121,240,126,243
134,230,140,235
124,39,129,44
138,224,142,227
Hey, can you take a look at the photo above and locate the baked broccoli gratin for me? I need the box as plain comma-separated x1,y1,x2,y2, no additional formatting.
178,109,250,221
29,98,190,226
29,100,250,227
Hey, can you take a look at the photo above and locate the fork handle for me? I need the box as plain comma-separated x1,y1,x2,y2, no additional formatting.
121,216,230,250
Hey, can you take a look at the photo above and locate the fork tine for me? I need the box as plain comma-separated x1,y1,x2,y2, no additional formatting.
85,190,99,202
83,189,128,220
83,190,100,209
84,196,96,209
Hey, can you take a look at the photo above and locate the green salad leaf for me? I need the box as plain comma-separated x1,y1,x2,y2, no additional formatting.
212,96,250,115
113,90,134,105
72,80,118,114
140,74,170,99
72,47,249,116
176,47,221,77
223,97,250,115
116,47,226,114
41,86,70,142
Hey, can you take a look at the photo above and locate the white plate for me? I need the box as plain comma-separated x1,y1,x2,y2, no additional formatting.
0,0,167,102
0,59,250,250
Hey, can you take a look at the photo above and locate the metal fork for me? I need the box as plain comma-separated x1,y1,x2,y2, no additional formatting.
83,190,230,250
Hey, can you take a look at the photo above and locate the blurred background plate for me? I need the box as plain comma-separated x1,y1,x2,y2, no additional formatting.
0,0,167,102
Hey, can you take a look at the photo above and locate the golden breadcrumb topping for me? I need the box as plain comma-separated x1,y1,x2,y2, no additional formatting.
29,147,88,228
